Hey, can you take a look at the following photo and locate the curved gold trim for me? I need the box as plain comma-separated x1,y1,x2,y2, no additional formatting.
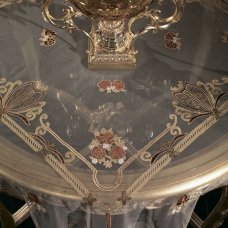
128,0,184,51
42,0,96,54
0,135,227,203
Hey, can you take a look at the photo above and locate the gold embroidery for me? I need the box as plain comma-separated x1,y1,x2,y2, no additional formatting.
0,77,227,214
0,79,47,125
140,114,182,162
171,78,228,123
97,80,126,93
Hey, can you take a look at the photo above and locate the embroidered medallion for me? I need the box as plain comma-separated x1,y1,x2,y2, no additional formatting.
39,29,56,47
97,80,126,93
164,32,182,50
89,128,127,168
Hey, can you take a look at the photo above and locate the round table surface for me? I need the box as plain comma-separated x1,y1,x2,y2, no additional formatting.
0,0,227,213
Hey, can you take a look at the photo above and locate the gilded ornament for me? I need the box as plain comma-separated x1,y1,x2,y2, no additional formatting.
41,0,184,69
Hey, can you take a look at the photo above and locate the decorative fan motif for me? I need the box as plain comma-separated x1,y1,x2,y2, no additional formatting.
0,81,47,125
89,128,127,168
171,79,228,123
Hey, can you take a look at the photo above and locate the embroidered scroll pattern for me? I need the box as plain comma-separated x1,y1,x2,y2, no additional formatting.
0,77,227,214
140,113,182,162
0,78,91,200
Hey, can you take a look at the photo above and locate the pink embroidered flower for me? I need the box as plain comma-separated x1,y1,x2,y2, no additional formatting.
164,32,182,50
164,32,176,40
165,40,178,49
44,29,56,37
90,128,127,168
42,38,56,47
112,80,126,91
92,146,106,159
97,80,111,90
110,146,125,159
39,29,56,47
97,80,126,93
96,132,114,144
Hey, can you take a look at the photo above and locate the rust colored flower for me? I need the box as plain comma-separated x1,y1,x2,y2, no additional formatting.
44,29,56,37
40,29,56,47
96,132,114,144
112,80,125,91
92,146,106,159
97,80,111,90
176,194,189,206
164,31,176,40
164,32,182,50
110,146,125,159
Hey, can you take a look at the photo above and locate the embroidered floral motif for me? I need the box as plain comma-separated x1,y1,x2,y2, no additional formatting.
39,29,56,47
164,32,182,50
171,79,228,124
0,81,47,125
222,31,228,43
112,80,126,93
171,194,190,214
97,80,126,93
97,80,112,92
176,194,189,206
89,128,127,168
171,191,201,214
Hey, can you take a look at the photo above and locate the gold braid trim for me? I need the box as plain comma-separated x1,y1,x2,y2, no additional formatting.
120,100,228,204
1,114,90,199
44,154,90,197
1,114,42,152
